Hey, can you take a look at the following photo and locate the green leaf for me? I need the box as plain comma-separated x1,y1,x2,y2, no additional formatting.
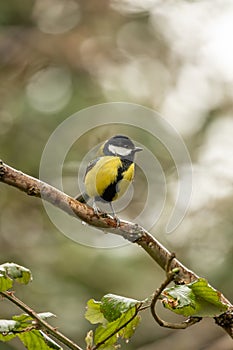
12,312,55,331
0,312,55,335
18,330,62,350
96,345,115,350
0,269,13,292
39,331,62,350
12,314,32,331
85,299,106,325
0,263,32,290
0,332,16,342
0,313,60,349
37,312,56,320
119,312,141,341
94,306,140,349
162,278,228,317
13,312,55,322
0,319,21,342
0,314,45,338
100,294,140,322
0,319,20,333
190,278,226,306
86,294,142,348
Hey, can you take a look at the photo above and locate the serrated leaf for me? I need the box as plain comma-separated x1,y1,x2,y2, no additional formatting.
85,299,106,325
190,278,227,307
0,263,32,286
94,306,140,349
18,329,62,350
162,278,228,317
100,294,141,322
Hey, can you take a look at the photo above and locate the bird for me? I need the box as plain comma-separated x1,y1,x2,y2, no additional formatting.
75,135,142,219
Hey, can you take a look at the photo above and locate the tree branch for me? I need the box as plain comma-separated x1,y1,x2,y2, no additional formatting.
0,160,232,338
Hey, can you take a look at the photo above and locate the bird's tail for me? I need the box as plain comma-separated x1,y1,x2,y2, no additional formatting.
75,193,90,203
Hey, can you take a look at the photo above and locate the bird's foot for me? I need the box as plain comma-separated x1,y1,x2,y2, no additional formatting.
113,214,121,227
92,201,102,215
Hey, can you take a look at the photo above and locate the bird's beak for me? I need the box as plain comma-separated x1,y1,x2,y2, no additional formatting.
134,147,143,153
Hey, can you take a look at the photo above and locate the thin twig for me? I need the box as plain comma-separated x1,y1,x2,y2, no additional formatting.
1,291,83,350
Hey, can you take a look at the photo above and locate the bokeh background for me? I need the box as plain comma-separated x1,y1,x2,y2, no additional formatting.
0,1,233,349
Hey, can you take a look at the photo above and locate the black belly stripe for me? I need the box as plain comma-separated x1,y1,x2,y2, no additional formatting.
99,158,132,202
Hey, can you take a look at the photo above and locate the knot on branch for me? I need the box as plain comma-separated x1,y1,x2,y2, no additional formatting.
215,310,233,336
120,223,144,242
0,160,5,178
27,186,40,196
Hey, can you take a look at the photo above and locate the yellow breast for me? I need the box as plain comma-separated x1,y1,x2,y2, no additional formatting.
84,156,135,201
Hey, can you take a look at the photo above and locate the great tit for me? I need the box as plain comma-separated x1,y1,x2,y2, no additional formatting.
76,135,142,216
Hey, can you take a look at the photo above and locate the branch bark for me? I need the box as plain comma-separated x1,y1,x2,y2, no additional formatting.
0,160,232,338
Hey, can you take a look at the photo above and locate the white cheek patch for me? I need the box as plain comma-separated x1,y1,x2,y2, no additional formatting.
108,144,132,156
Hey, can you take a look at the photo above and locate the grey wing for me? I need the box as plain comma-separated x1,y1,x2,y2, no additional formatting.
84,157,101,178
75,157,101,203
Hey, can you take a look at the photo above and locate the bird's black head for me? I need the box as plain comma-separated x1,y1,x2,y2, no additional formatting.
102,135,142,161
